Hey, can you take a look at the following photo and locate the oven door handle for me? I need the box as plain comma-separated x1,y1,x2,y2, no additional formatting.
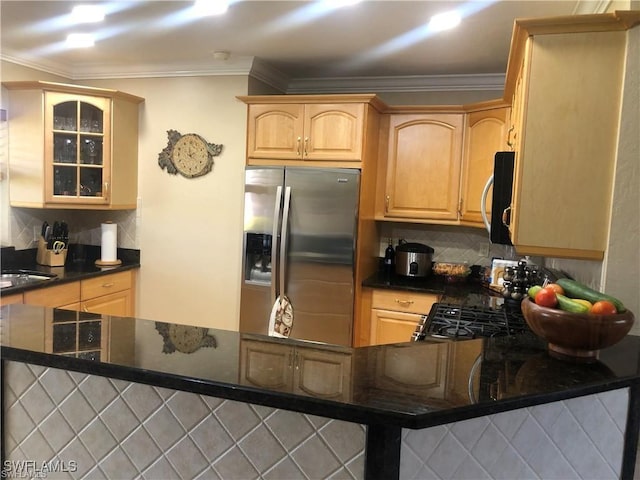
468,353,483,404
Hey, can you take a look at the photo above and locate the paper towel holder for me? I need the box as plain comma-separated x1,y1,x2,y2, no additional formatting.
95,258,122,267
95,221,122,267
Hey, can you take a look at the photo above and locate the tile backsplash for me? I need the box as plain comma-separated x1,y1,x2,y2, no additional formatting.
377,222,603,288
378,223,517,267
7,207,137,251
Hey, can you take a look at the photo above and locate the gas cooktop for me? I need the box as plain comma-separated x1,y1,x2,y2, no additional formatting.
412,302,532,341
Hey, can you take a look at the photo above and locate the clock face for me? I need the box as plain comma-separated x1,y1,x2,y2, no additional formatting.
172,134,210,177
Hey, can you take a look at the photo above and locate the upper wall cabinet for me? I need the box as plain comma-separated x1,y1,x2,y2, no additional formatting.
377,112,464,222
459,105,510,226
238,94,385,168
3,81,144,210
504,12,640,260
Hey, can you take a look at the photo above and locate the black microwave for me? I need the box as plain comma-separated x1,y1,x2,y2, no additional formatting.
490,151,515,245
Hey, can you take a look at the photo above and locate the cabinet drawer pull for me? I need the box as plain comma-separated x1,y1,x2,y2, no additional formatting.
395,299,414,307
102,282,115,288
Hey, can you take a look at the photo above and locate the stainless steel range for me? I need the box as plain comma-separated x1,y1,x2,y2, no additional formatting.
412,301,532,341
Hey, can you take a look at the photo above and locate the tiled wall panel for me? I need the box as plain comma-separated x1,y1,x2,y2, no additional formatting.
400,388,628,480
3,361,365,480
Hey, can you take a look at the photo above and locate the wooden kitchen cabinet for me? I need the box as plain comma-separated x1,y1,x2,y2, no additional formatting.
503,14,639,260
0,292,24,306
459,104,510,226
3,81,143,210
240,338,353,401
239,94,385,167
378,113,464,222
24,281,81,309
23,270,136,316
369,289,438,345
80,270,134,316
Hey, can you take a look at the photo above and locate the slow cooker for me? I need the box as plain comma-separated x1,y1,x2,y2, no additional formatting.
395,242,434,277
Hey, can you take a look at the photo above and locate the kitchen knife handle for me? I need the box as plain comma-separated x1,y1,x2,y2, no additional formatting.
271,186,283,303
279,186,292,298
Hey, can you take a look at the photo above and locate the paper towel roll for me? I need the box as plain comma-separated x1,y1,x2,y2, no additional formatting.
100,222,118,262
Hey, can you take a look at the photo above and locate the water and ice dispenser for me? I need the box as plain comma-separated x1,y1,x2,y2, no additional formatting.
244,233,272,284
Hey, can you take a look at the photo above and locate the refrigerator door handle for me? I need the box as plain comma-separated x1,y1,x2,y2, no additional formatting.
279,186,292,297
271,185,283,303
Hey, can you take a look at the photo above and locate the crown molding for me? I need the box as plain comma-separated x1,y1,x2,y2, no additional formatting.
285,73,506,94
0,52,256,80
2,51,507,94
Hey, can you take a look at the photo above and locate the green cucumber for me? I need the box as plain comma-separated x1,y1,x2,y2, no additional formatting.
527,285,543,300
556,278,626,313
556,293,590,313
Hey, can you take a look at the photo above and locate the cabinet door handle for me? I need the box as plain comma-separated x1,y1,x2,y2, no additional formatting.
303,137,309,157
288,350,294,368
506,126,514,148
385,195,390,214
458,198,463,217
103,181,110,202
395,299,414,307
502,206,511,227
296,137,302,157
83,305,90,312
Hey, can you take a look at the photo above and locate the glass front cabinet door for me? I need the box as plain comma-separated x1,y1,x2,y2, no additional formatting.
3,81,144,209
46,93,111,205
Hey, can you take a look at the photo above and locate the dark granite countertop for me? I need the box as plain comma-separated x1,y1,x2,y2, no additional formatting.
1,245,140,295
3,303,640,430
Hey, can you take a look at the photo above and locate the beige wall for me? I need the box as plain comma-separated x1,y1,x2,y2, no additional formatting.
604,25,640,331
86,75,249,330
1,63,249,331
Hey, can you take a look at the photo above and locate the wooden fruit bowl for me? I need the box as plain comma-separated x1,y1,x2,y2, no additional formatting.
521,297,634,358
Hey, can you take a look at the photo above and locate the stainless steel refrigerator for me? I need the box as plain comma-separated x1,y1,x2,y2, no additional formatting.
240,166,360,346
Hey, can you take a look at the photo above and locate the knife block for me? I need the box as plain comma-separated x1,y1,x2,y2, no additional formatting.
36,238,67,267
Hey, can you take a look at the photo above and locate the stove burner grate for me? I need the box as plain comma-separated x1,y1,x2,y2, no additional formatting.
413,302,531,341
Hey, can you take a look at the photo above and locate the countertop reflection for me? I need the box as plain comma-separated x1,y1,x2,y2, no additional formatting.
2,304,640,429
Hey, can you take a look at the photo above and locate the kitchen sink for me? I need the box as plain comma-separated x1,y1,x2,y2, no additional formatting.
0,270,58,290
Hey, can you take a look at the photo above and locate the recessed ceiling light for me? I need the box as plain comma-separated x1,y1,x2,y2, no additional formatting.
326,0,362,6
194,0,229,16
428,10,461,32
71,5,105,23
66,33,95,48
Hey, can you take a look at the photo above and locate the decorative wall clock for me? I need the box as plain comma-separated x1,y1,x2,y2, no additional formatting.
158,129,223,178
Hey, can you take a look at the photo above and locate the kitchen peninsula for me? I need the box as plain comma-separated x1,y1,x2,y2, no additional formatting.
2,304,639,480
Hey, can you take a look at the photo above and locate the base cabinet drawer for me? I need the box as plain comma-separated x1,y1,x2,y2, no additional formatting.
81,271,133,299
369,289,438,346
372,289,438,314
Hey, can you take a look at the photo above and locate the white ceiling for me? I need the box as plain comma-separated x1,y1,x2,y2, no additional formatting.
0,0,609,92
